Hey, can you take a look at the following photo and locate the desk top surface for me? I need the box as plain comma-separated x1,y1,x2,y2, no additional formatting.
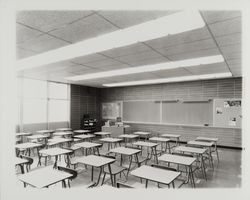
131,165,181,185
15,132,32,136
56,128,72,131
15,142,43,149
109,147,141,155
27,134,49,139
187,140,214,147
149,137,171,142
196,136,218,142
74,130,91,133
159,154,196,166
99,137,123,143
39,147,72,156
133,131,151,135
161,134,181,138
133,141,158,148
174,146,207,154
75,141,102,148
94,132,111,135
74,134,95,139
119,134,139,139
18,167,72,188
75,155,115,167
47,138,72,145
36,130,55,134
53,132,73,136
15,157,29,165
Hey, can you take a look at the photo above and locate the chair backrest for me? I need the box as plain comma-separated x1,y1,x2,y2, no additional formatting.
101,154,116,160
20,155,33,165
172,152,194,158
151,164,177,172
57,166,77,179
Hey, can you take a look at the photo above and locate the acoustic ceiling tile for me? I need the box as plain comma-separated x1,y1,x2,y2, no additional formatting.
49,14,119,43
16,47,38,60
157,38,217,56
222,51,241,60
84,59,123,68
71,53,108,65
208,17,241,37
129,56,169,67
97,10,178,28
18,34,70,53
186,62,229,75
201,11,241,24
152,68,191,78
16,23,43,44
17,11,93,32
145,27,211,49
215,33,241,47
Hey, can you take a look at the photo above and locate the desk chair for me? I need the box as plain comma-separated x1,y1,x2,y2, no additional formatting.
57,166,77,188
128,146,149,167
20,155,33,172
101,155,127,187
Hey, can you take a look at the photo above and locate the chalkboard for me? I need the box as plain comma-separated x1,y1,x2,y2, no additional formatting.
123,101,161,123
162,101,213,125
213,99,241,128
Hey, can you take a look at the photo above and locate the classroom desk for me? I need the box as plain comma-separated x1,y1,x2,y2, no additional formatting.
109,147,141,177
53,131,74,138
16,132,32,143
73,130,91,135
27,134,49,141
119,134,139,147
99,137,123,150
15,157,29,174
75,142,102,156
174,146,207,180
161,134,181,146
133,131,151,140
75,155,115,186
36,130,55,138
187,140,214,169
149,137,171,153
132,141,159,164
195,137,219,162
38,147,72,168
18,166,72,188
74,134,95,141
158,154,196,187
94,132,111,137
56,128,72,132
15,142,43,157
131,165,181,188
47,138,73,147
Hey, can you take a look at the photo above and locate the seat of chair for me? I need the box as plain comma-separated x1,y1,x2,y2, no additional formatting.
104,164,126,175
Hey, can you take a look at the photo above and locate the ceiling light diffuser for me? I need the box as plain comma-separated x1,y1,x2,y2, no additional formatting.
102,72,232,87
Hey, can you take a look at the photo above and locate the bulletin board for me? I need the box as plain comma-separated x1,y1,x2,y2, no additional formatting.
213,99,242,128
102,102,122,119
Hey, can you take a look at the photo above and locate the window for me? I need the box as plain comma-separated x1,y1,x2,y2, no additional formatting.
23,79,47,98
48,100,69,122
49,82,68,99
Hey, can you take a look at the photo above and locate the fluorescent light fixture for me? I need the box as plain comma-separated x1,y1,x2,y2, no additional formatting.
102,72,232,87
17,11,205,71
66,55,224,81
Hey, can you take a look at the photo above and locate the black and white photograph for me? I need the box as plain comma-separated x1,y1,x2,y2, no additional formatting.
0,0,250,200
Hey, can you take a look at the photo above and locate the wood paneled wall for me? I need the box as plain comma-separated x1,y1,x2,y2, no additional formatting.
70,84,101,130
101,77,242,148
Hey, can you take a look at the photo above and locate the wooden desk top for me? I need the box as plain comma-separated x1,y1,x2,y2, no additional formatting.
131,165,181,185
74,130,91,134
56,128,72,131
36,130,55,134
15,132,32,137
74,134,95,139
27,134,49,140
149,137,171,142
159,154,196,166
39,147,72,156
15,142,43,149
47,138,72,146
133,131,151,136
161,134,181,138
94,132,111,136
99,137,123,143
15,157,29,165
75,155,115,167
187,140,214,147
53,132,73,136
133,141,158,148
196,136,218,142
18,167,72,188
109,147,141,156
119,134,139,139
174,146,207,154
75,141,102,149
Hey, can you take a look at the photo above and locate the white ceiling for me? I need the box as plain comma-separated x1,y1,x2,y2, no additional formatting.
16,10,242,87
